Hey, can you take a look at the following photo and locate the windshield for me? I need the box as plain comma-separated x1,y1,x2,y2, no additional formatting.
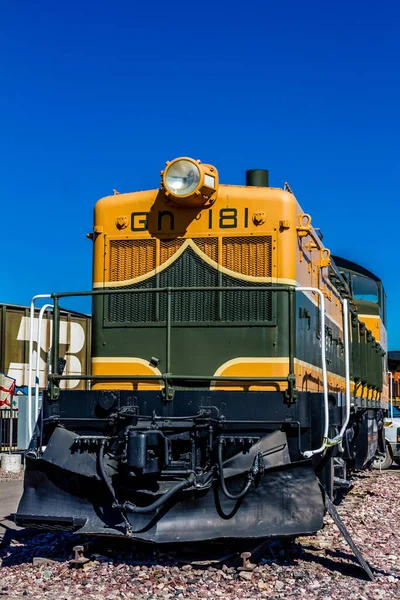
352,275,379,303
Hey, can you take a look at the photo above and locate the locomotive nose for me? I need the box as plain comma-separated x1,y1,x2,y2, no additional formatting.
161,157,219,207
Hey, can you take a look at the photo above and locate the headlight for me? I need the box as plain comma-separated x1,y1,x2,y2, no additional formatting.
164,160,201,197
161,157,219,207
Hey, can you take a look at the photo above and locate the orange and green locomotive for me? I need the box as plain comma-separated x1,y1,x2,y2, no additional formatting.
16,158,387,541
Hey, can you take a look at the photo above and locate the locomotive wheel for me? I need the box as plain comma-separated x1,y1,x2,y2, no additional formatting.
372,444,393,470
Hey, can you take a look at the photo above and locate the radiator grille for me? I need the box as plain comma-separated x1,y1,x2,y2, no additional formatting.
192,237,219,263
108,279,156,324
160,238,185,263
109,239,156,282
106,236,274,324
108,236,272,282
221,276,273,322
222,236,272,277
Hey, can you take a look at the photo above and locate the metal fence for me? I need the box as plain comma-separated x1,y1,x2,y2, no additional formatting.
0,409,18,451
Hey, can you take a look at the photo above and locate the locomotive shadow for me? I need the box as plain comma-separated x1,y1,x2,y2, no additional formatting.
0,518,39,550
298,544,374,581
0,526,76,566
146,191,204,238
0,529,377,581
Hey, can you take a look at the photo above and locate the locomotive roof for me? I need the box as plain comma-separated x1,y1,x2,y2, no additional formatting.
331,256,382,284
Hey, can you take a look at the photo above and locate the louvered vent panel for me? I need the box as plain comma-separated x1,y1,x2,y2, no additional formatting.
159,248,218,322
106,236,274,324
192,238,218,262
109,239,156,282
222,236,272,277
107,239,156,323
107,279,156,323
160,238,185,263
221,276,273,322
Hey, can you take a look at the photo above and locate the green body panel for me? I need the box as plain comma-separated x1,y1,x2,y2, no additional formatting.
90,250,382,393
92,288,289,378
295,294,345,378
93,289,348,383
360,326,367,386
92,246,288,378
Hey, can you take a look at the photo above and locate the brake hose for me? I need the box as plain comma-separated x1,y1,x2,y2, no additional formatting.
98,440,133,534
99,439,196,516
217,439,260,501
98,439,118,503
117,473,195,514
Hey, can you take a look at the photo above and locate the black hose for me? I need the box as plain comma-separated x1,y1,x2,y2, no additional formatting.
98,440,117,503
217,439,253,501
98,440,195,517
119,473,195,514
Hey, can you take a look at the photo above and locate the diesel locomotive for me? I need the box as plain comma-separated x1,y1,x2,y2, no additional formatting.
16,158,387,542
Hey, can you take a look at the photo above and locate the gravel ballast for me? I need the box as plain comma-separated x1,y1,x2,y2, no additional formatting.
1,469,399,599
0,468,25,482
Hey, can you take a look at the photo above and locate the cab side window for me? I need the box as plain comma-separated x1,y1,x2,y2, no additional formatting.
352,275,378,303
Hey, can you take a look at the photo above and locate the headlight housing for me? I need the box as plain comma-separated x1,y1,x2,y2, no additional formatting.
161,157,219,206
164,160,201,197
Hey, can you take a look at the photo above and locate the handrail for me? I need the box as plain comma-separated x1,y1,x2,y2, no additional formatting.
303,296,351,455
387,370,393,418
296,287,328,458
33,283,351,458
335,298,351,444
50,284,292,297
34,304,53,426
49,285,296,401
28,294,52,441
49,374,290,383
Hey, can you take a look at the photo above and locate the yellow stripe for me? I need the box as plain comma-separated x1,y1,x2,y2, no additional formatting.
91,356,162,391
92,355,346,384
294,358,346,383
213,356,289,377
92,356,162,375
91,355,381,400
213,356,347,384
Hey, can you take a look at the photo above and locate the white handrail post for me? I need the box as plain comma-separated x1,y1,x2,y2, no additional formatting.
28,294,52,442
295,287,328,458
337,298,351,442
389,371,393,418
34,304,54,423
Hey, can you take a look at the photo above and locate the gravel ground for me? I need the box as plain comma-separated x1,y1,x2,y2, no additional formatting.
0,468,25,482
0,470,399,599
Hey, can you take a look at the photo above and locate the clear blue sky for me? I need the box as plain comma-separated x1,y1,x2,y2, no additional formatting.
1,1,400,347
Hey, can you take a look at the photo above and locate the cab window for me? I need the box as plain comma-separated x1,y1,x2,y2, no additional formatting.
352,275,378,302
